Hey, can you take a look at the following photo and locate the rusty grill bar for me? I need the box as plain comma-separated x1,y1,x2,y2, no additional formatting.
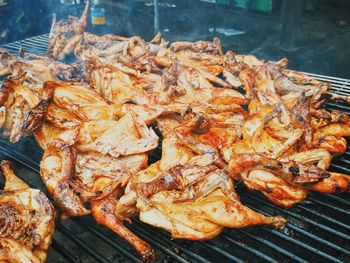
1,35,350,263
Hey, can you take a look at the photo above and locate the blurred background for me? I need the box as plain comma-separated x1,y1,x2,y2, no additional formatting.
1,0,349,78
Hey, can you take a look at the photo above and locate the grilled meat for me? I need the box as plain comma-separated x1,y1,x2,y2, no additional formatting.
0,161,56,263
49,0,90,59
2,12,350,261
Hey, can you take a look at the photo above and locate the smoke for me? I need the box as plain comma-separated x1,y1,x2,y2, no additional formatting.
3,0,349,78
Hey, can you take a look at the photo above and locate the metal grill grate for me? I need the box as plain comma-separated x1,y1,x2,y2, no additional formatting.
1,35,350,263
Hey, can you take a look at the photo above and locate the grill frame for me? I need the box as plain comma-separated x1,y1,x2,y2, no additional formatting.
1,35,350,263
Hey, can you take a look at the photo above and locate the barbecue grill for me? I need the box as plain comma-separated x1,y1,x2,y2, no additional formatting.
1,34,350,263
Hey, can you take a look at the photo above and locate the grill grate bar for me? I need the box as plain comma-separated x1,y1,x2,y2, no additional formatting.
50,239,81,263
73,218,143,263
329,163,350,175
246,193,350,242
56,221,111,263
306,197,350,215
296,204,350,232
322,193,350,207
234,229,308,263
238,207,342,263
221,235,279,263
240,195,350,261
130,222,191,263
286,223,350,256
2,34,50,54
200,241,245,263
303,71,350,83
267,228,343,263
132,223,211,263
242,201,345,263
326,102,350,113
335,156,350,166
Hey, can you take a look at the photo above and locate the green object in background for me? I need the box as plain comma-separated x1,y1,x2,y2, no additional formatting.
234,0,247,8
216,0,231,5
251,0,272,12
232,0,272,12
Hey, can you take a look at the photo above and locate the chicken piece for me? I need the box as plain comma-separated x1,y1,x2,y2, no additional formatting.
129,144,285,239
75,152,148,198
89,65,150,105
281,69,349,104
40,139,90,218
222,51,243,88
170,38,222,54
77,134,155,261
0,48,18,77
175,50,224,76
75,39,128,68
0,77,52,142
76,32,167,74
228,153,330,186
222,104,302,161
242,169,308,208
257,60,329,101
172,112,244,151
137,168,286,240
34,122,79,149
0,49,82,91
235,54,264,69
156,114,185,135
49,0,89,59
119,118,285,241
21,82,55,135
46,103,82,129
0,161,56,262
76,111,158,157
313,135,347,154
280,149,332,170
51,81,107,109
91,171,155,262
40,133,154,260
122,142,285,240
312,123,350,154
153,64,247,106
120,103,189,125
309,172,350,194
290,92,313,147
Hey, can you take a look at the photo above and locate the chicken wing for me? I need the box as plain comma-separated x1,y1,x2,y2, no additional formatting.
49,0,89,59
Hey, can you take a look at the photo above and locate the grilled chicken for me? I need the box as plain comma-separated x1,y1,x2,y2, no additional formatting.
2,11,350,261
49,0,89,59
0,161,56,262
118,119,286,240
38,81,159,260
0,77,54,142
0,48,81,91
